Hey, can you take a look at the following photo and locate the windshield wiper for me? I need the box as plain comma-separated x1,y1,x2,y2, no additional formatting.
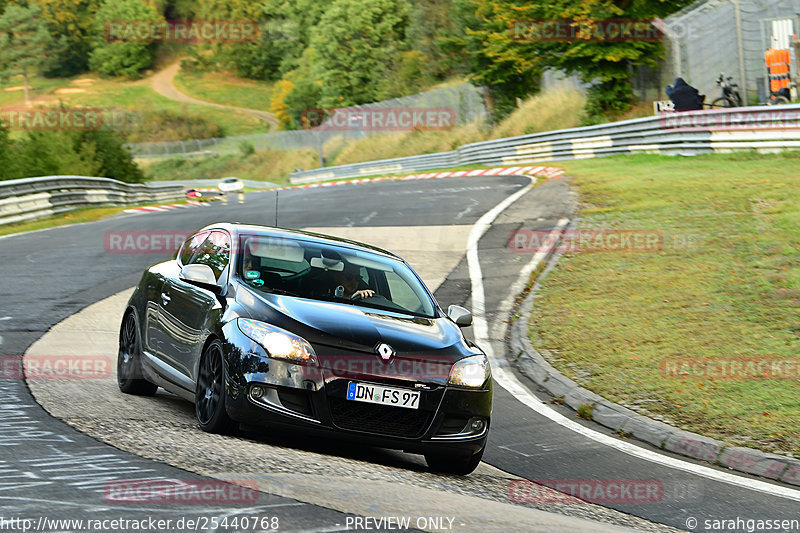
260,287,301,297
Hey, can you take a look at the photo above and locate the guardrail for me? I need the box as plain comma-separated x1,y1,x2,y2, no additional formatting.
0,176,184,226
290,105,800,183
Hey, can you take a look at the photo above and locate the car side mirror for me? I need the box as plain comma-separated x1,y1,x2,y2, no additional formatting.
180,264,220,293
447,305,472,327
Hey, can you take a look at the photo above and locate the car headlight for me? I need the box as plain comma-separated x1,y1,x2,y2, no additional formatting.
237,318,317,365
447,353,491,388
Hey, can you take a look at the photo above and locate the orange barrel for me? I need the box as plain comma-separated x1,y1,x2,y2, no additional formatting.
765,48,791,92
777,48,791,90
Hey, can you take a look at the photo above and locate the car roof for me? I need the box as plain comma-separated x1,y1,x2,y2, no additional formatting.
197,223,402,260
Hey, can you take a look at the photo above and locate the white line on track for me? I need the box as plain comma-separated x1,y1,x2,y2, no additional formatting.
467,176,800,503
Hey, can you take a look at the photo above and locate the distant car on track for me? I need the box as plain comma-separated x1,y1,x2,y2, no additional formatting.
185,187,224,200
218,177,244,193
118,223,492,474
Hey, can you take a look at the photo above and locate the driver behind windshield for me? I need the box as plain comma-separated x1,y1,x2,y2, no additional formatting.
331,263,374,300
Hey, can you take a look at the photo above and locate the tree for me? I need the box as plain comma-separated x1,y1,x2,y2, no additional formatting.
281,47,323,129
260,0,333,79
407,0,461,80
6,131,102,180
449,0,693,120
311,0,411,107
89,0,162,78
0,4,56,104
79,129,144,182
33,0,101,76
443,0,541,119
0,124,10,179
269,79,295,128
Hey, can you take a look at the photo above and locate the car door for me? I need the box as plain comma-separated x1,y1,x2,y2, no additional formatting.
157,231,231,390
145,231,208,358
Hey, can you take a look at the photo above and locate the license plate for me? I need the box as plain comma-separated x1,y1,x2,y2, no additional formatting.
346,381,420,409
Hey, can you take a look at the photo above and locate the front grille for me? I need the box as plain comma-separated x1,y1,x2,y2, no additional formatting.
329,398,431,438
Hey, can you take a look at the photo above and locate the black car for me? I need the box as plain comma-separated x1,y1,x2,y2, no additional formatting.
118,223,492,474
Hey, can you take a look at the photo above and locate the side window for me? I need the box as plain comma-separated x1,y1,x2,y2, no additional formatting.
190,231,231,282
178,231,208,265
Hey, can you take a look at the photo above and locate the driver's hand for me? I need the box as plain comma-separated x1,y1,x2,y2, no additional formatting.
351,289,375,300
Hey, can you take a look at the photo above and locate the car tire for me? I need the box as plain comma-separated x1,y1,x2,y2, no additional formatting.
117,313,159,396
425,446,485,475
195,339,236,434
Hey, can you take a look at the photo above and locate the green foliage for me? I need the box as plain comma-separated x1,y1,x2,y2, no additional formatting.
0,4,56,101
377,50,431,100
407,0,461,79
238,140,254,157
448,0,693,121
282,48,323,129
0,128,142,182
80,129,144,182
3,131,101,179
311,0,411,107
34,0,101,76
577,403,594,420
256,0,334,80
88,0,161,78
443,0,542,119
124,109,224,143
0,124,10,173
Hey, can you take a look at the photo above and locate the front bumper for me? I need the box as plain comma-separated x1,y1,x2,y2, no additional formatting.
221,329,491,455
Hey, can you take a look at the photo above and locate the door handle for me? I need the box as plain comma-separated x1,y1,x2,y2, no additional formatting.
161,293,171,305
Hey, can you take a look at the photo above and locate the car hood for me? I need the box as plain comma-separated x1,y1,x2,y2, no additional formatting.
238,288,475,362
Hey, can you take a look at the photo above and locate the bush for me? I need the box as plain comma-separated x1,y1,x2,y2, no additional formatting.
123,109,225,143
0,129,143,183
238,141,255,157
3,131,101,180
89,0,162,78
80,130,144,183
0,125,9,178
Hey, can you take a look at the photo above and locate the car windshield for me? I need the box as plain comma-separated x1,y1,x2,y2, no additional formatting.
237,235,437,318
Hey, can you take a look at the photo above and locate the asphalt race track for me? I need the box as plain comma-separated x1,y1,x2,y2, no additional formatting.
1,175,799,532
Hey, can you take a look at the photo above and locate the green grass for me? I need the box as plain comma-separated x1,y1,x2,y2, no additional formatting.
0,75,74,107
65,83,267,137
1,74,268,138
173,70,274,112
0,201,187,237
143,148,320,185
529,152,800,457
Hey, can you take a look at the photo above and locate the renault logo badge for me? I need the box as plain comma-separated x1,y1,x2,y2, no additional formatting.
376,343,395,361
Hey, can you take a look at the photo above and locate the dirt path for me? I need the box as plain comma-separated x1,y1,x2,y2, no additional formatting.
149,62,278,128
